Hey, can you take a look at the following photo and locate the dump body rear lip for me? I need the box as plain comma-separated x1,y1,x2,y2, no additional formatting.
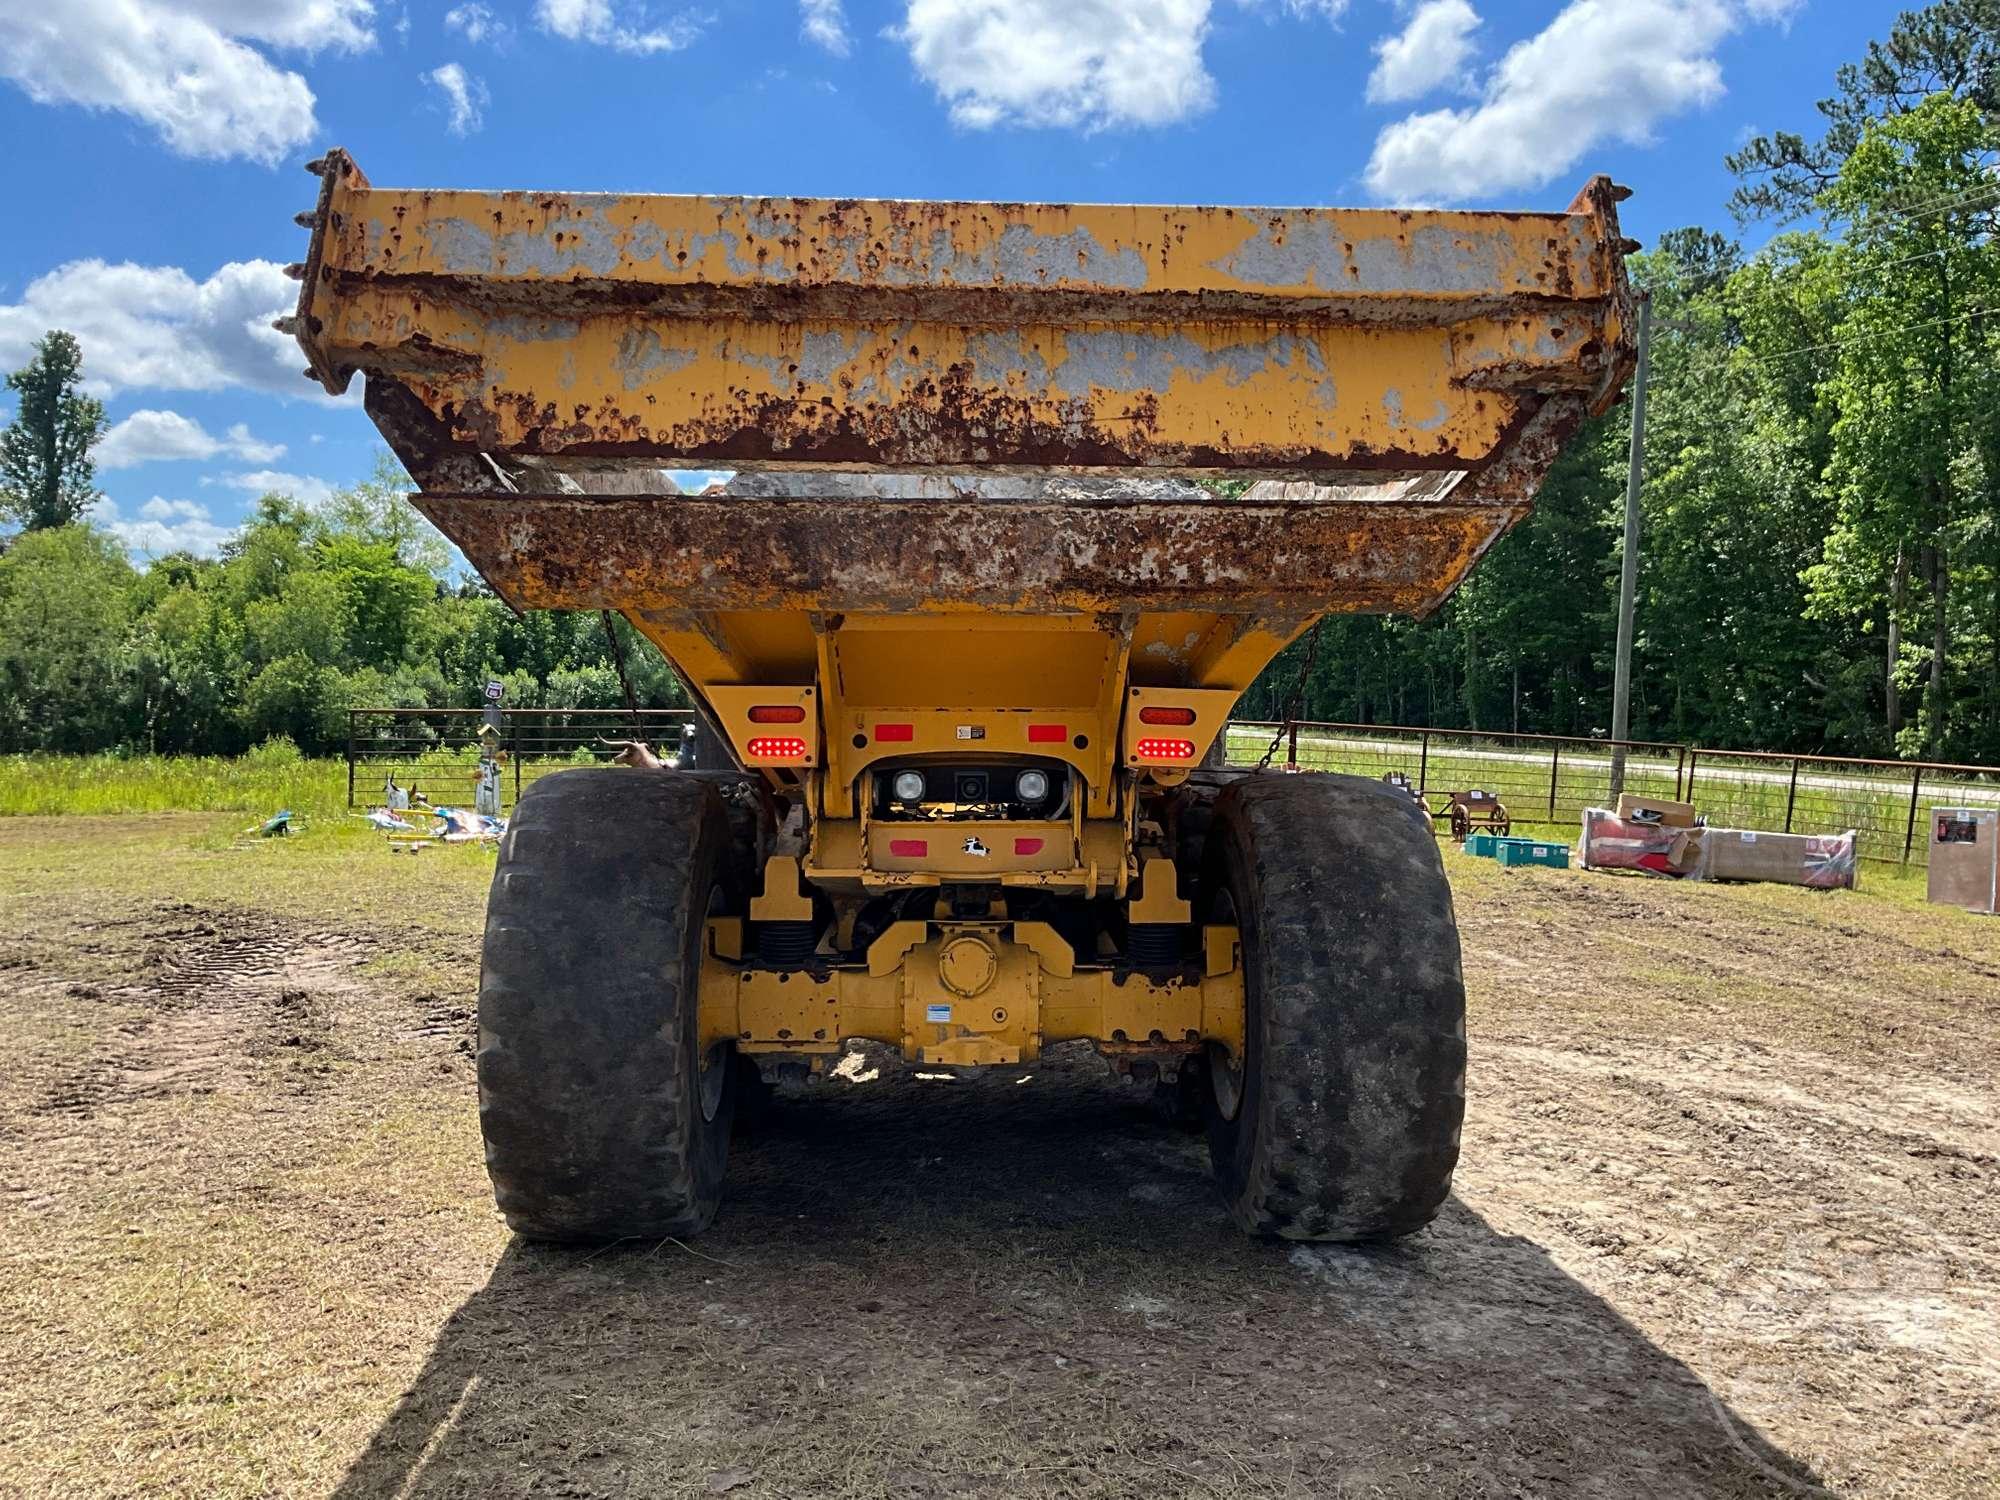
291,149,1635,508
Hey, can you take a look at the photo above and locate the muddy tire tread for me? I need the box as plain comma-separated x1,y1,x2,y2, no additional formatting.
477,769,735,1241
1207,773,1466,1241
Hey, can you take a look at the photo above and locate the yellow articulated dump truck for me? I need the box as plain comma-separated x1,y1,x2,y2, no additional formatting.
284,150,1636,1242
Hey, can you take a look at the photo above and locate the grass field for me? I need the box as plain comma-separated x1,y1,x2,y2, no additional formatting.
2,777,1996,1498
0,750,589,823
0,752,355,820
13,737,1991,871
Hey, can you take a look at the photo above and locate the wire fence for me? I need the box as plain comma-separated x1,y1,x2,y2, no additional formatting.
347,708,2000,865
1224,721,1688,840
347,708,693,810
1224,720,2000,867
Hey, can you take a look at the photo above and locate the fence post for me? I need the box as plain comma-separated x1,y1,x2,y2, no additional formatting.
512,712,523,809
1418,730,1430,795
1904,766,1922,864
1784,758,1799,833
1673,746,1686,802
1287,723,1298,770
1685,750,1697,800
346,709,357,808
1548,743,1560,817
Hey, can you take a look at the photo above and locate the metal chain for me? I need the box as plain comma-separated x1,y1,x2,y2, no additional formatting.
1253,618,1325,772
600,609,644,733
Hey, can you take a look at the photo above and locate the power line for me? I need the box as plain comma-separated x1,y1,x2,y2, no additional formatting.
1643,300,2000,396
1743,301,1998,366
1837,177,2000,234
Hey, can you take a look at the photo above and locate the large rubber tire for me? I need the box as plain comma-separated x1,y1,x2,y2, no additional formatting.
1204,774,1466,1240
478,769,741,1241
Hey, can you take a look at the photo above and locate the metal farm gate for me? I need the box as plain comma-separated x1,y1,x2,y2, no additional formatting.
346,707,693,811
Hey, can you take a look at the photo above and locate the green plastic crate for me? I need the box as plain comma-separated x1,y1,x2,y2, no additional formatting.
1495,839,1569,870
1464,832,1502,857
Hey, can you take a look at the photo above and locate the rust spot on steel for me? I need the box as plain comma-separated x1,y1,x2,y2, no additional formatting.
290,150,1637,485
286,151,1635,639
409,491,1530,621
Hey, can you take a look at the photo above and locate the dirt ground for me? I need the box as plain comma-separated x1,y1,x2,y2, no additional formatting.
1,816,1995,1499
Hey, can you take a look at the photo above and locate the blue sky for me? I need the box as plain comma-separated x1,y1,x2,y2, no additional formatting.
1,0,1895,556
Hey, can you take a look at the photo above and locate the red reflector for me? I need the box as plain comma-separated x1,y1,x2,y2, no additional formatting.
874,723,915,742
888,838,927,857
1135,738,1196,760
748,704,805,724
1013,837,1044,855
1139,706,1197,726
1027,723,1068,743
745,736,809,759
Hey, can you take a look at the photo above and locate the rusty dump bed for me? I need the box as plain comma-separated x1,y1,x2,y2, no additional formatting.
286,151,1635,743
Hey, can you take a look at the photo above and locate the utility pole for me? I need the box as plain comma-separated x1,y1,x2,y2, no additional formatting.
1608,290,1652,801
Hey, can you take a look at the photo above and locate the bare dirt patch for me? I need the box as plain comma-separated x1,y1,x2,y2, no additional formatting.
0,829,1994,1498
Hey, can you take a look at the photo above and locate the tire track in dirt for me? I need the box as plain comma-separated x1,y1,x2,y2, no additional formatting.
27,916,372,1121
0,907,376,1145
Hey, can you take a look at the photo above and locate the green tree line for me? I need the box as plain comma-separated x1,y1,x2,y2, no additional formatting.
1240,1,2000,765
0,461,685,758
4,1,1997,765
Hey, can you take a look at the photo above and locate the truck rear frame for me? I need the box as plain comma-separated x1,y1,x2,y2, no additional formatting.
286,151,1636,1240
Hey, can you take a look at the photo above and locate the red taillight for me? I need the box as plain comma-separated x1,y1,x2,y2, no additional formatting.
1027,723,1068,743
746,736,809,760
1013,837,1044,855
1134,738,1196,760
748,704,806,724
1139,706,1196,726
888,838,927,857
874,723,914,742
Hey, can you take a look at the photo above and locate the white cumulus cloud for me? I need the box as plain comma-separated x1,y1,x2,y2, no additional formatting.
444,2,506,43
0,0,373,164
97,410,286,470
0,259,315,400
1363,0,1774,204
534,0,703,53
89,495,239,557
178,0,374,50
800,0,851,55
426,61,488,133
895,0,1216,130
215,469,338,507
1368,0,1480,103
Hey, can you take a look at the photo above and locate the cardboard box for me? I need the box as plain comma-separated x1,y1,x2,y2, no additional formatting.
1928,807,1999,914
1696,828,1857,889
1667,826,1705,874
1614,793,1698,828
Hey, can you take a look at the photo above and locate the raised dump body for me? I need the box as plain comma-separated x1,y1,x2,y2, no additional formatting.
288,151,1636,1243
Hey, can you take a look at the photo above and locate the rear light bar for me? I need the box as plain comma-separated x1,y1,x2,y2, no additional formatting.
1134,738,1196,761
1138,706,1196,725
746,736,810,760
748,704,806,723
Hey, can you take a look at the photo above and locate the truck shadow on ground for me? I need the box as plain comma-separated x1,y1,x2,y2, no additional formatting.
334,1054,1826,1499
